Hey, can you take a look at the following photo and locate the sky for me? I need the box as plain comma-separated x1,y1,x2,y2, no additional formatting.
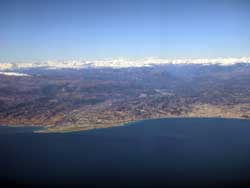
0,0,250,60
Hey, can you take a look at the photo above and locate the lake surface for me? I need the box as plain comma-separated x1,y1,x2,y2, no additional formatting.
0,118,250,188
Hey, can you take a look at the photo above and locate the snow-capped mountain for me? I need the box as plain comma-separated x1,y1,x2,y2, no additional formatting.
0,72,30,77
0,57,250,71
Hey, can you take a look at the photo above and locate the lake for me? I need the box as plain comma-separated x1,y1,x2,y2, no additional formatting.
0,118,250,187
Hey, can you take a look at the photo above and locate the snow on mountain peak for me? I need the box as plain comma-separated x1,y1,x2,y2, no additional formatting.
0,57,250,70
0,72,30,77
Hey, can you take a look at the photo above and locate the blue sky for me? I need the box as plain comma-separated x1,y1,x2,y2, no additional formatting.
0,0,250,60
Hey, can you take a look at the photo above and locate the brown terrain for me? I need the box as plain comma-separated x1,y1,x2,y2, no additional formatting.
0,64,249,132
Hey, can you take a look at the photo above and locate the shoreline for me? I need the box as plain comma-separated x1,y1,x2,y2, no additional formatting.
1,116,249,134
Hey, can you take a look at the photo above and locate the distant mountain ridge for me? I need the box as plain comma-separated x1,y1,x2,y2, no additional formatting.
1,57,250,71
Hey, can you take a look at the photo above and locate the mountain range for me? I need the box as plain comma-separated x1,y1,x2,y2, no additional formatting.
1,57,250,71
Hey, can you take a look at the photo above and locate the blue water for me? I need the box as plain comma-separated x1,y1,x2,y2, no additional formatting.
0,118,250,187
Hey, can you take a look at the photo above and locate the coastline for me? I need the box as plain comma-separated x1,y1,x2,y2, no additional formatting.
37,116,250,133
1,116,249,134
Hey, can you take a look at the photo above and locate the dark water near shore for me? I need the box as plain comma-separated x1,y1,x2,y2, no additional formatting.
1,118,250,188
